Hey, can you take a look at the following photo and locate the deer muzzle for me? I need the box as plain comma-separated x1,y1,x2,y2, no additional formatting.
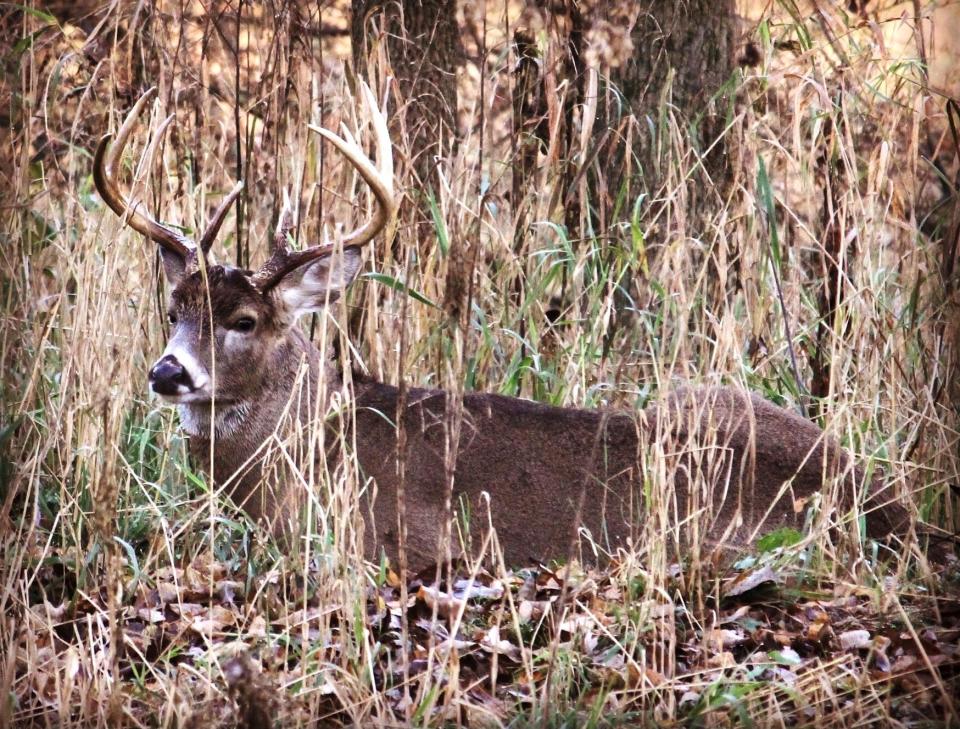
149,355,195,397
149,331,211,400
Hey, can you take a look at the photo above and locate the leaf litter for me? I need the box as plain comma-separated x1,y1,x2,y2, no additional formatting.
10,546,960,726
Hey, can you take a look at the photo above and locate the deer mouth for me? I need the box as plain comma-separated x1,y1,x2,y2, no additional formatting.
149,373,213,403
152,380,241,407
154,388,219,404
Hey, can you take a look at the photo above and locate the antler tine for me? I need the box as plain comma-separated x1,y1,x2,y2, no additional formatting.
199,180,245,256
271,189,295,254
365,83,394,193
93,87,197,261
253,83,395,291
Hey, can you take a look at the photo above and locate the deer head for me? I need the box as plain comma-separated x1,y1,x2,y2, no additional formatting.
94,87,394,418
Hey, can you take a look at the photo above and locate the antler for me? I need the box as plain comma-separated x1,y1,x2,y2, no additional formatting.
200,180,245,256
94,88,195,260
94,87,243,265
253,84,395,291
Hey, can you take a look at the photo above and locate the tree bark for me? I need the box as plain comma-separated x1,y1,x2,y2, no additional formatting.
602,0,737,201
564,1,738,348
351,0,461,196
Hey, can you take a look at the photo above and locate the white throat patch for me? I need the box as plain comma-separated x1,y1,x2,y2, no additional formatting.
178,401,251,438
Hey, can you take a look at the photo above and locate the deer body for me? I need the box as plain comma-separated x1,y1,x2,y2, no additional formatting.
349,381,848,566
176,354,903,567
94,88,907,570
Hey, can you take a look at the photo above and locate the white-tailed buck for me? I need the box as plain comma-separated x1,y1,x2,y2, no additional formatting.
95,87,909,569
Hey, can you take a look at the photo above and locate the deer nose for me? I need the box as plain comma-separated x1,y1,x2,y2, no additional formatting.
149,355,193,395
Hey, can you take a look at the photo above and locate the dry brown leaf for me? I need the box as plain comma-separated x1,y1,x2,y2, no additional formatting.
711,628,748,649
839,629,872,650
890,654,917,673
806,611,831,640
170,602,204,618
601,584,622,601
137,607,165,623
452,578,504,601
559,614,596,635
157,581,179,604
626,663,667,687
772,630,794,646
190,605,237,636
518,599,551,623
417,585,469,618
706,651,737,668
386,569,402,588
646,602,674,620
478,626,521,661
217,579,244,605
246,614,268,638
723,565,778,597
284,605,338,627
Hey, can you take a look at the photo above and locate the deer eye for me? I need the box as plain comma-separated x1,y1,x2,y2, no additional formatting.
231,317,256,332
167,312,178,325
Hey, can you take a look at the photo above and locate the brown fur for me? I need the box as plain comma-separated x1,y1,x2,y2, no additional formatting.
346,381,907,567
165,266,907,569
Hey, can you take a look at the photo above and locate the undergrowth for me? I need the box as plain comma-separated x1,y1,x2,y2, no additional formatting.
1,1,958,727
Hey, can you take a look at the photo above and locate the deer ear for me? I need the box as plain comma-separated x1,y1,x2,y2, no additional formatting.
272,247,363,319
159,247,187,287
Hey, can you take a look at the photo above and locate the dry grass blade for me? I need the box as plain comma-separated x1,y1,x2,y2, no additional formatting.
0,1,957,728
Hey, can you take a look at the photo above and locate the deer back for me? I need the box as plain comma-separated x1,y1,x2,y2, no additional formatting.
346,381,907,569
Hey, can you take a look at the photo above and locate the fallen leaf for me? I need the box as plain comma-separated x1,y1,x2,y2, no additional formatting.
708,628,748,649
518,599,550,623
890,654,917,673
418,585,469,618
452,578,504,601
626,662,667,687
839,629,872,650
157,582,179,604
723,565,778,597
137,607,165,623
806,611,831,641
190,605,236,636
707,651,737,668
479,626,521,661
246,614,268,638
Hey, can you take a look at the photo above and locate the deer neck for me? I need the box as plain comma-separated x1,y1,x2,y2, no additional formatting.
178,330,341,478
177,401,253,440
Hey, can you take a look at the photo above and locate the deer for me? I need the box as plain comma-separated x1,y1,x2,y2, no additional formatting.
94,87,910,571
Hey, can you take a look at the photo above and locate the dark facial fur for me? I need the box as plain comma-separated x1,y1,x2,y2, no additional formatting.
155,266,289,405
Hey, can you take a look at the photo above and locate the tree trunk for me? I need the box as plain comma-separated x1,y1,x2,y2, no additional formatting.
601,0,737,202
619,2,736,127
351,0,461,196
569,1,738,349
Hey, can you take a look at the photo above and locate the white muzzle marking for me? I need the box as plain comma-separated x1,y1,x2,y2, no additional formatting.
156,330,211,399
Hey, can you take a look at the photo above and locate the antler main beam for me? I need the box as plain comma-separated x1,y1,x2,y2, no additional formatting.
94,87,244,265
94,88,197,260
253,84,395,291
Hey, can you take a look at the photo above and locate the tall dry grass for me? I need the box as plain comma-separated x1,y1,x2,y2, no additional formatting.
1,1,957,726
